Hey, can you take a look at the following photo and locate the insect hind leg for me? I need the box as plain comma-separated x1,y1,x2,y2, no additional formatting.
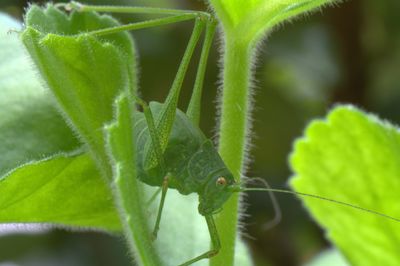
186,16,217,126
134,96,166,172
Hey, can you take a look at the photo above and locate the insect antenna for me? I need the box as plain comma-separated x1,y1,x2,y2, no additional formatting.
235,183,400,224
239,177,282,230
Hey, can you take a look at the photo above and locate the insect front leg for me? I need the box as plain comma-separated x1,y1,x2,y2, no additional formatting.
178,215,221,266
146,187,162,206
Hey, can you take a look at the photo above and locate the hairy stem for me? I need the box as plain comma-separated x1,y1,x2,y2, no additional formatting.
213,36,253,266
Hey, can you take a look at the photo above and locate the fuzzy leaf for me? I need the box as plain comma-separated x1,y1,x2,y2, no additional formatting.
209,0,336,43
290,105,400,265
21,5,137,177
0,12,118,233
0,13,79,176
0,152,120,231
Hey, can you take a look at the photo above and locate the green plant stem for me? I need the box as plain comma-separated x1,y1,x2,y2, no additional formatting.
213,37,252,266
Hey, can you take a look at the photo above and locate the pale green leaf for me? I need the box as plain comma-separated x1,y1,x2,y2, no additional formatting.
290,105,400,265
0,12,119,233
0,13,79,176
0,152,120,231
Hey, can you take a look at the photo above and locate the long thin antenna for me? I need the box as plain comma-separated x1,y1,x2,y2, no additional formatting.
241,187,400,223
244,178,282,230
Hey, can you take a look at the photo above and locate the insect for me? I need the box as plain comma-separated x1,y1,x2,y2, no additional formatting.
53,2,400,266
56,2,242,265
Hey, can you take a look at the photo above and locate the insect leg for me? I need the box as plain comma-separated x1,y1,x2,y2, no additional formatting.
146,187,162,206
87,15,197,37
152,175,169,240
144,18,205,169
178,215,221,266
186,17,217,126
63,1,205,17
62,1,208,169
135,97,170,237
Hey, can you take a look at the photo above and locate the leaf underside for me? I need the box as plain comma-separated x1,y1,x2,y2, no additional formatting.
0,13,79,177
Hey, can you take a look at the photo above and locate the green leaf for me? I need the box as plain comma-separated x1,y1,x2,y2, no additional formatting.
209,0,336,44
0,13,79,176
21,5,137,178
20,3,143,256
290,105,400,265
0,11,119,233
0,152,120,231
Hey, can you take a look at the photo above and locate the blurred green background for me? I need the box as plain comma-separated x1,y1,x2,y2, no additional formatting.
1,0,399,265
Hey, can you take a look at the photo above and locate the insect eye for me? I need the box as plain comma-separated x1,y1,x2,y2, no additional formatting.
216,177,227,186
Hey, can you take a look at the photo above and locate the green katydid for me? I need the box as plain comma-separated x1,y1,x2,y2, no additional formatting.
44,2,400,266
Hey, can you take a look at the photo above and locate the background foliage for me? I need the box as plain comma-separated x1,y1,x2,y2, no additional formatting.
1,0,400,265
